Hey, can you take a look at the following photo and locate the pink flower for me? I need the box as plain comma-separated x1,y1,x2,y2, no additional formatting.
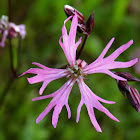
0,15,26,47
21,14,138,132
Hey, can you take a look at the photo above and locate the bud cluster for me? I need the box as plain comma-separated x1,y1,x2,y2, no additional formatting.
64,5,94,36
115,72,140,113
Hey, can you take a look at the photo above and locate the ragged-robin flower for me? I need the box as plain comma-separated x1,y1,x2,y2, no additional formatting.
0,15,26,47
20,14,138,132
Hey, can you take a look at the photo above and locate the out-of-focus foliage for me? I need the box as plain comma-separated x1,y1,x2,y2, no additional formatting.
0,0,140,140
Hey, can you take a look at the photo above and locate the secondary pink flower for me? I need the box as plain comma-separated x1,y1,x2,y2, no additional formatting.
21,14,138,132
0,15,26,47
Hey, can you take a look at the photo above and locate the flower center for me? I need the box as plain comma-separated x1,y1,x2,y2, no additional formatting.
66,63,85,83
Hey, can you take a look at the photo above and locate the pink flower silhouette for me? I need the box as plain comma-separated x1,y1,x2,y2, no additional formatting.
21,14,138,132
0,15,26,47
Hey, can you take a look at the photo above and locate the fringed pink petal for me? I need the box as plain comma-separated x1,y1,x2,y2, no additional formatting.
39,81,50,95
61,19,73,65
82,81,115,104
85,68,126,81
81,79,119,121
52,104,63,128
18,24,26,39
84,39,137,80
20,63,68,94
32,80,72,101
0,30,8,47
32,62,67,73
101,70,127,81
27,73,67,85
59,35,71,65
35,91,61,124
27,75,45,84
52,80,73,127
106,40,133,61
32,92,57,101
35,79,74,126
59,14,80,66
86,58,138,73
36,99,57,123
20,67,65,76
86,91,118,123
97,37,115,61
75,37,82,49
78,79,119,132
106,58,138,69
32,62,50,70
84,38,114,69
20,68,45,76
92,94,115,104
97,105,120,122
65,103,71,119
69,13,78,45
62,16,72,36
76,100,84,122
87,106,102,132
96,70,127,81
19,68,47,77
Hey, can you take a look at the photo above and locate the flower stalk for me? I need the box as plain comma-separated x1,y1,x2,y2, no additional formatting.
0,0,26,106
76,35,88,59
8,0,12,22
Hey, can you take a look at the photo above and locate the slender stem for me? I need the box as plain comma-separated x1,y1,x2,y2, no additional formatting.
8,0,13,73
9,38,17,77
0,77,15,106
17,35,21,72
8,0,12,22
76,35,88,60
8,0,17,77
1,37,17,106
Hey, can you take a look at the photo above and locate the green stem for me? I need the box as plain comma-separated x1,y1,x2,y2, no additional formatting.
17,35,22,73
76,35,88,60
8,0,12,22
0,77,15,107
9,38,17,78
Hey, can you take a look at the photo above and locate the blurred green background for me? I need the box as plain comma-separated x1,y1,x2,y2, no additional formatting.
0,0,140,140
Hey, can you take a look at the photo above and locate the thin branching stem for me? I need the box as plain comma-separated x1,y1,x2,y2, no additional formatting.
0,0,15,106
8,0,12,22
0,77,15,106
76,35,88,60
17,35,22,73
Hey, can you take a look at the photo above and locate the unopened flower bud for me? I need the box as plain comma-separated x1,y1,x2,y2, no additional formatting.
117,80,129,96
136,105,140,113
115,72,140,81
115,72,140,113
64,5,85,24
64,5,87,34
86,11,95,35
126,86,140,113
